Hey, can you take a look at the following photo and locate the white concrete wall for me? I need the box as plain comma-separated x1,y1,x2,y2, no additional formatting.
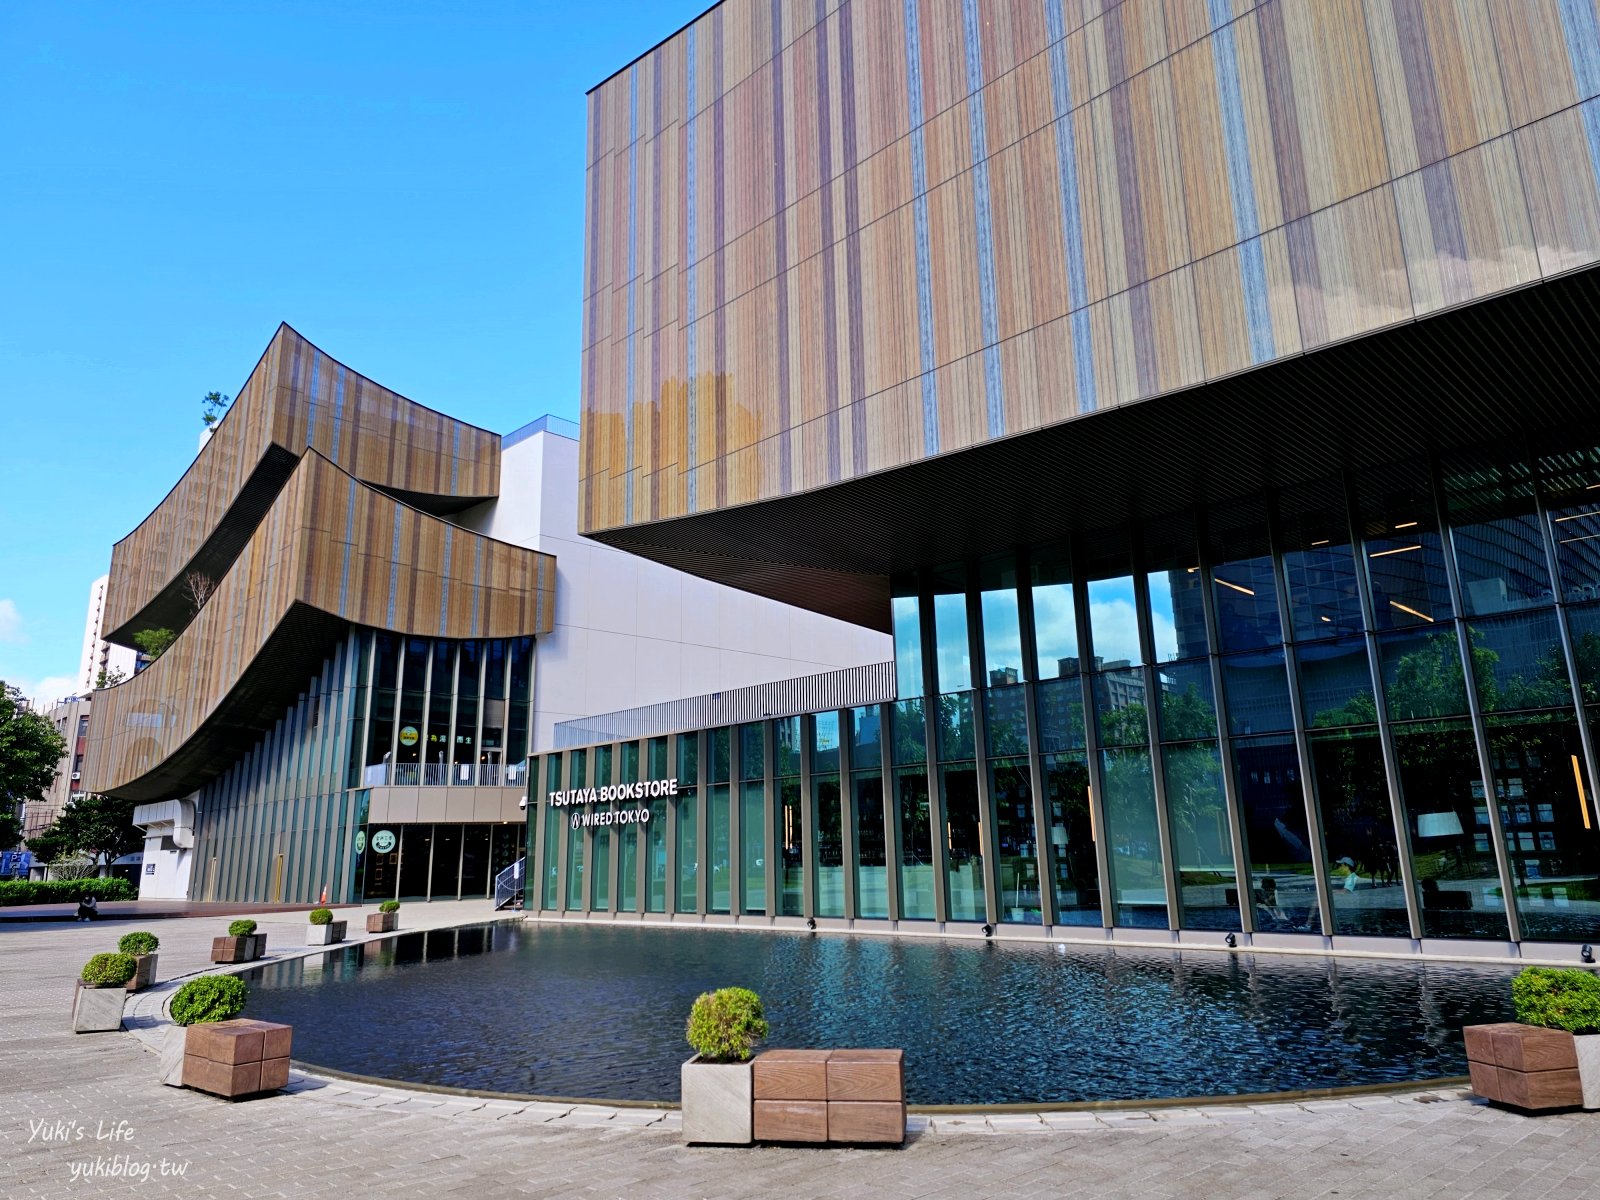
458,425,889,751
137,836,192,900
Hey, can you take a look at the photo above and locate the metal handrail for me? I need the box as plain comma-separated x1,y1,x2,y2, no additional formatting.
493,856,525,910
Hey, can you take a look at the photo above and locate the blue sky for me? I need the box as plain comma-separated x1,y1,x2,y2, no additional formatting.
0,0,705,704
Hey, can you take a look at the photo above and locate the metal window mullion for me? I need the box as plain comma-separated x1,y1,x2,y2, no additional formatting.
839,712,858,921
1344,470,1424,941
1015,548,1057,926
1074,539,1114,929
1533,476,1600,829
799,720,815,919
966,566,1000,926
664,735,680,915
917,573,952,924
880,702,900,922
728,730,743,913
1431,456,1523,943
1132,565,1181,932
696,731,709,915
1263,502,1335,938
763,721,778,918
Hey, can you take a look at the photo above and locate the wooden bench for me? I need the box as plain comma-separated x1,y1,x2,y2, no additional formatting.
752,1049,905,1145
1464,1022,1581,1110
182,1019,293,1100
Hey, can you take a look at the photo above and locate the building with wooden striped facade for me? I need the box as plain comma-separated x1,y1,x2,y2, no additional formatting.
547,0,1600,957
81,325,886,904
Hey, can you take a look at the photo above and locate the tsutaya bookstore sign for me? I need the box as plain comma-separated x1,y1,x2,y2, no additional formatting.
547,779,679,829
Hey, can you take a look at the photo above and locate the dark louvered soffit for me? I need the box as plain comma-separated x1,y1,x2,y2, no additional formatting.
588,265,1600,630
552,661,896,748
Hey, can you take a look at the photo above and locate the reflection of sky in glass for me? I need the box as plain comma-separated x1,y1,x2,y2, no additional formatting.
892,596,924,697
933,591,971,691
1145,573,1182,662
1033,582,1077,678
1088,577,1142,666
981,587,1023,683
814,711,840,752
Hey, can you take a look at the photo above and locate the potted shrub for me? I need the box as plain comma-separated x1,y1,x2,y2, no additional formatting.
367,899,400,933
211,918,266,964
163,974,250,1084
117,931,160,992
1516,967,1600,1110
681,986,768,1145
162,974,290,1098
73,952,136,1032
306,907,347,946
1465,966,1600,1111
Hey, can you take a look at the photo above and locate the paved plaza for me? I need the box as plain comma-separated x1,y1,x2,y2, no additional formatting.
5,904,1600,1198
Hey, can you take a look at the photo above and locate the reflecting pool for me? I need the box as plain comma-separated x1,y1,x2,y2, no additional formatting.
242,923,1519,1105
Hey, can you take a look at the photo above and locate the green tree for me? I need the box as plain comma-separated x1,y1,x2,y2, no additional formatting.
25,822,73,863
32,793,141,876
132,628,177,660
200,391,232,428
0,806,20,851
0,684,67,849
94,665,126,689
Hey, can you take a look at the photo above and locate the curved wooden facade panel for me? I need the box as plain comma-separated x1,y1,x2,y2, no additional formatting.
579,0,1600,534
84,451,555,801
105,324,503,640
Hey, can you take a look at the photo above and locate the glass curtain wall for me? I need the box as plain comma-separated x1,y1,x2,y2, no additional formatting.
675,734,699,913
709,729,731,913
739,723,767,915
646,737,669,912
851,707,888,918
776,718,803,916
811,713,844,917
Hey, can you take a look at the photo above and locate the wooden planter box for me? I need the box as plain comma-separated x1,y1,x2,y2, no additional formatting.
71,981,127,1033
126,953,158,993
1465,1023,1582,1110
306,921,347,946
182,1019,293,1100
367,911,398,933
751,1049,905,1145
210,934,266,964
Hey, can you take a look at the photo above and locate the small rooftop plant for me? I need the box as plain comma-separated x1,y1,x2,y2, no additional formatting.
378,900,400,914
81,952,138,987
227,918,257,937
169,974,249,1026
308,908,334,926
117,931,160,956
1513,967,1600,1035
685,987,768,1063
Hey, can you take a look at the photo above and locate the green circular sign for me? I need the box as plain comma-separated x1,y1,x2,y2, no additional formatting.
371,829,396,855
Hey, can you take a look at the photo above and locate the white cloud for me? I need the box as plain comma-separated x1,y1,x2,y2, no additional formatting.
0,599,24,644
3,674,82,710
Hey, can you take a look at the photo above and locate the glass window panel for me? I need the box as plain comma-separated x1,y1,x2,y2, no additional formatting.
591,824,610,911
1308,726,1409,937
711,728,731,783
1486,713,1600,941
1044,752,1101,924
617,815,638,912
429,823,462,899
1145,568,1210,663
1568,604,1600,706
811,712,841,774
1036,676,1088,753
621,741,640,783
890,699,927,766
1163,741,1237,930
483,639,507,700
397,824,433,899
1087,576,1141,667
779,778,803,917
1094,669,1150,748
1100,745,1167,927
509,636,533,704
850,706,882,770
676,732,698,785
649,736,668,779
708,784,730,913
812,775,844,918
1378,628,1469,720
741,780,766,915
564,810,585,909
594,744,613,787
992,758,1040,924
933,587,973,692
775,718,800,777
1279,481,1364,641
1156,658,1217,742
1300,635,1380,728
462,823,492,898
942,765,985,922
853,773,888,919
980,558,1024,686
540,756,562,908
1220,649,1293,735
1233,735,1321,933
896,767,936,920
739,723,764,780
1466,610,1571,712
1393,720,1509,939
936,691,976,761
1031,545,1080,680
675,790,698,913
1359,463,1454,630
1209,558,1281,653
1443,449,1553,616
362,823,398,900
646,796,667,913
891,587,925,699
984,685,1029,757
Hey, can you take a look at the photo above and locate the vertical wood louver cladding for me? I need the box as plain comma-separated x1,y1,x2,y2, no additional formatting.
82,451,555,802
104,324,503,640
579,0,1600,534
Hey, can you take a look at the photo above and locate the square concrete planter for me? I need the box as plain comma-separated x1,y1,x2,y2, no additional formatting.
71,981,126,1033
159,1026,188,1087
182,1019,293,1100
306,920,347,946
126,953,158,993
1576,1033,1600,1110
366,911,398,934
681,1056,754,1145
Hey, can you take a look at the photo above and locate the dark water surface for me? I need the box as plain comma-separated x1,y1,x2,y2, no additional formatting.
241,922,1519,1105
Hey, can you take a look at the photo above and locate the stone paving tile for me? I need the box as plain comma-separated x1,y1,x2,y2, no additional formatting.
10,903,1600,1198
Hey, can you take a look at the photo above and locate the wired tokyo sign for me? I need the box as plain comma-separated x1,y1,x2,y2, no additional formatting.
547,779,679,829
